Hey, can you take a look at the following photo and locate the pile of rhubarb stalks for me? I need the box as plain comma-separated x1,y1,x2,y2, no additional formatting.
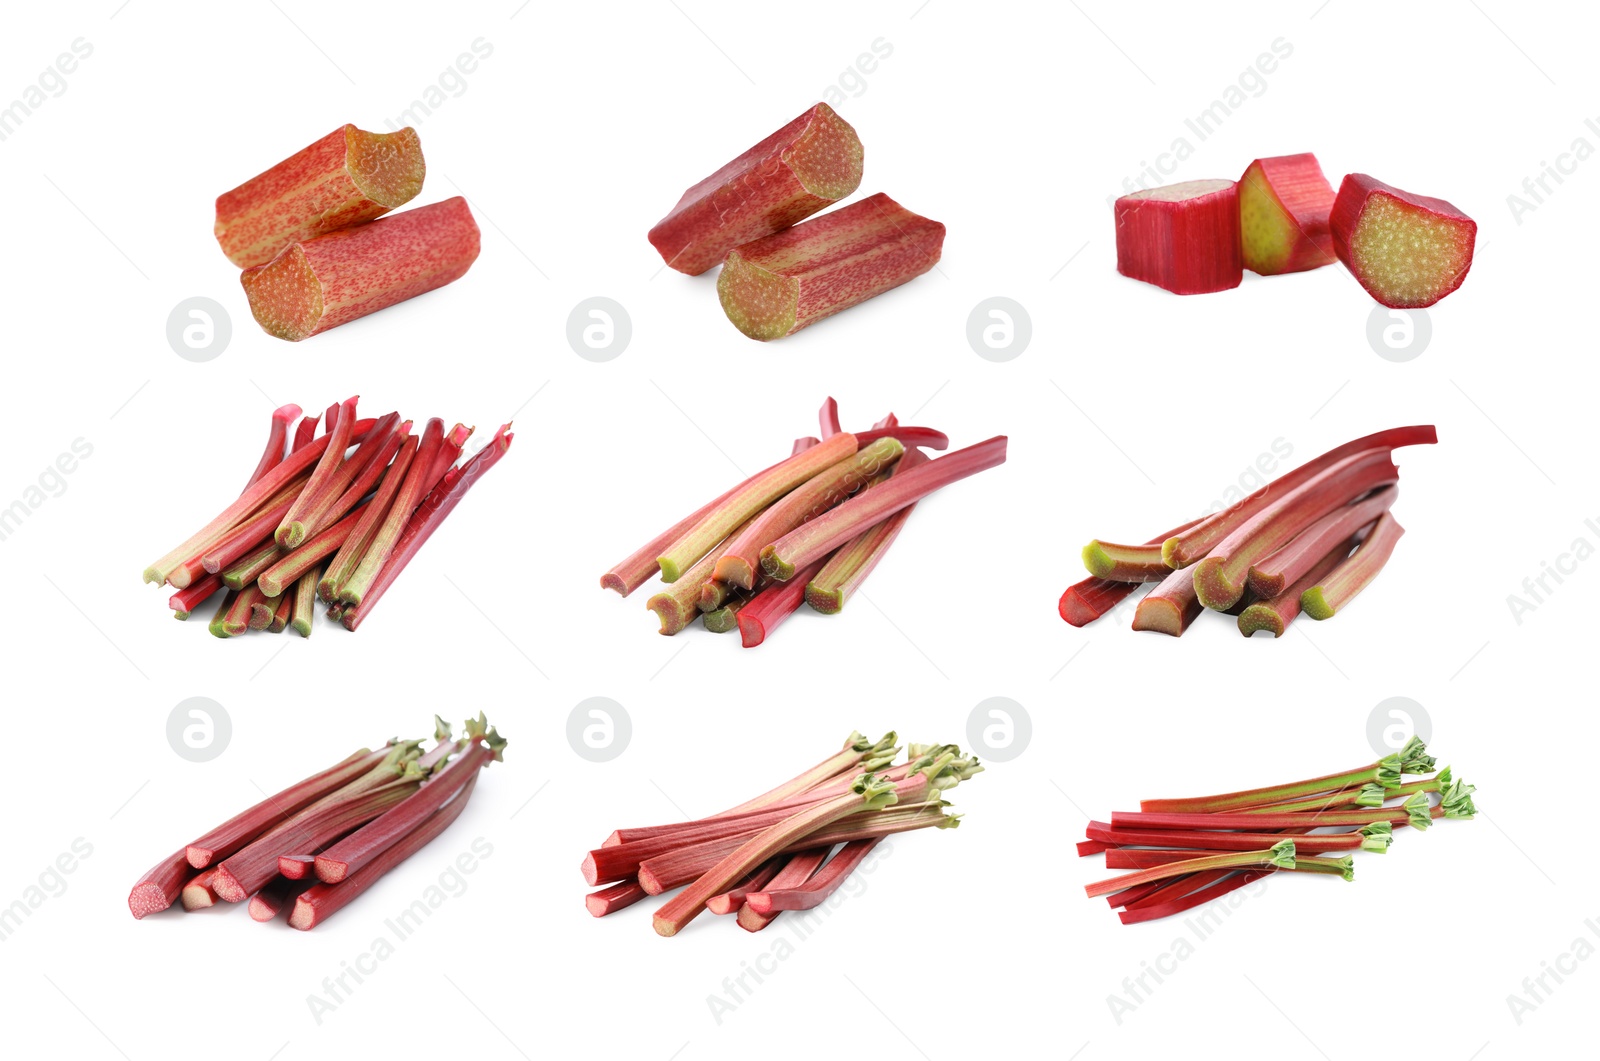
603,398,1006,646
1060,425,1436,637
582,732,980,936
143,397,512,635
1081,736,1475,925
129,715,504,930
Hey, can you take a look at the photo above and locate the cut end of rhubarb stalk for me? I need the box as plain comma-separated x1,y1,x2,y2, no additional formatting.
1330,173,1477,308
343,125,427,209
127,883,174,920
1300,585,1336,621
1114,179,1242,294
1236,603,1285,638
646,592,692,636
312,856,349,884
1190,556,1245,612
804,582,845,614
712,555,759,592
758,544,795,582
1238,154,1336,275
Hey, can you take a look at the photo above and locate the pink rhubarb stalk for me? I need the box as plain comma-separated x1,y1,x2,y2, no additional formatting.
1236,534,1362,638
319,434,421,602
258,503,369,598
1301,511,1405,620
1114,180,1242,294
1246,487,1395,599
806,447,929,613
707,858,785,916
244,404,303,490
241,197,480,342
737,559,826,647
1131,565,1203,637
718,193,946,341
736,850,831,933
276,395,360,548
1330,173,1477,308
648,103,863,276
1080,516,1210,583
745,837,881,915
338,417,446,606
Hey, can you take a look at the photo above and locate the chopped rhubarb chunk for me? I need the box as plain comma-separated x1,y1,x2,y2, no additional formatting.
1329,173,1477,308
240,197,480,342
648,103,864,276
215,124,426,268
1114,179,1242,294
717,193,945,341
1238,153,1337,275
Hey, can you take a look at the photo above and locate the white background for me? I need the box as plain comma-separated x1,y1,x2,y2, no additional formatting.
1,0,1595,1057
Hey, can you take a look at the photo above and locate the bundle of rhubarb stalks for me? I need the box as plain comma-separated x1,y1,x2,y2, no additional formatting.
1060,425,1436,637
1081,736,1475,925
603,398,1007,646
142,396,512,635
129,715,503,930
582,733,980,936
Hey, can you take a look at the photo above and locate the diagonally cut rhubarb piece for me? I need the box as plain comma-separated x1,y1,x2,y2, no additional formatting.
245,404,302,490
714,437,903,590
1131,565,1202,637
648,103,863,276
1081,517,1210,582
718,193,946,341
760,436,1007,581
1163,426,1436,569
1238,154,1337,275
1114,180,1242,294
806,448,929,614
657,432,858,582
1190,450,1399,611
1302,512,1406,620
1237,533,1362,638
1330,174,1477,308
214,124,426,268
240,196,480,342
1247,486,1396,599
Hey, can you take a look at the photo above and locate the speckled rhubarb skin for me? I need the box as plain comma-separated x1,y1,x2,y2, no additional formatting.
215,125,426,269
1238,154,1336,275
1330,174,1477,308
717,192,945,341
1115,179,1242,294
240,196,480,342
648,103,863,276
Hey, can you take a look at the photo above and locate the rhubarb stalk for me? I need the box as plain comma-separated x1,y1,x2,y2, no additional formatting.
1302,512,1405,620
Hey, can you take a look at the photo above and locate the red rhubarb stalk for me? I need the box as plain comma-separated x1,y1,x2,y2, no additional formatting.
707,858,786,916
718,193,946,341
657,432,859,582
737,558,826,647
257,503,369,598
244,404,303,490
648,103,863,276
180,868,221,910
248,876,312,922
240,197,480,342
1238,154,1337,275
852,425,949,451
291,413,320,451
207,590,238,639
761,436,1008,580
805,447,929,614
340,424,514,631
818,397,842,438
1302,512,1406,620
214,124,426,268
1110,796,1431,831
169,575,224,618
198,473,311,575
1079,517,1210,584
791,436,820,456
128,852,194,919
1118,869,1273,925
319,434,421,602
585,881,648,918
268,591,293,633
1246,487,1395,599
1330,173,1477,308
745,837,881,914
1190,450,1399,611
1236,533,1362,638
1130,565,1202,637
223,584,267,635
1085,841,1297,898
1115,180,1242,295
276,396,365,547
735,849,831,933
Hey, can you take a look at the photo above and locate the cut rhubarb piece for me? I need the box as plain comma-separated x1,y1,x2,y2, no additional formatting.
745,837,881,914
215,124,426,268
586,881,647,918
248,877,311,922
806,447,929,614
761,436,1007,580
1080,516,1208,582
1330,173,1477,308
180,868,221,910
703,598,748,633
240,197,480,342
738,559,825,647
1131,565,1202,637
1190,450,1399,611
1238,154,1337,275
1237,534,1360,638
1162,426,1436,569
169,575,224,619
1302,512,1405,620
657,433,858,582
648,103,864,276
1114,180,1242,295
341,424,513,631
1246,486,1395,599
245,404,303,490
714,437,904,590
718,193,945,340
128,851,193,919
